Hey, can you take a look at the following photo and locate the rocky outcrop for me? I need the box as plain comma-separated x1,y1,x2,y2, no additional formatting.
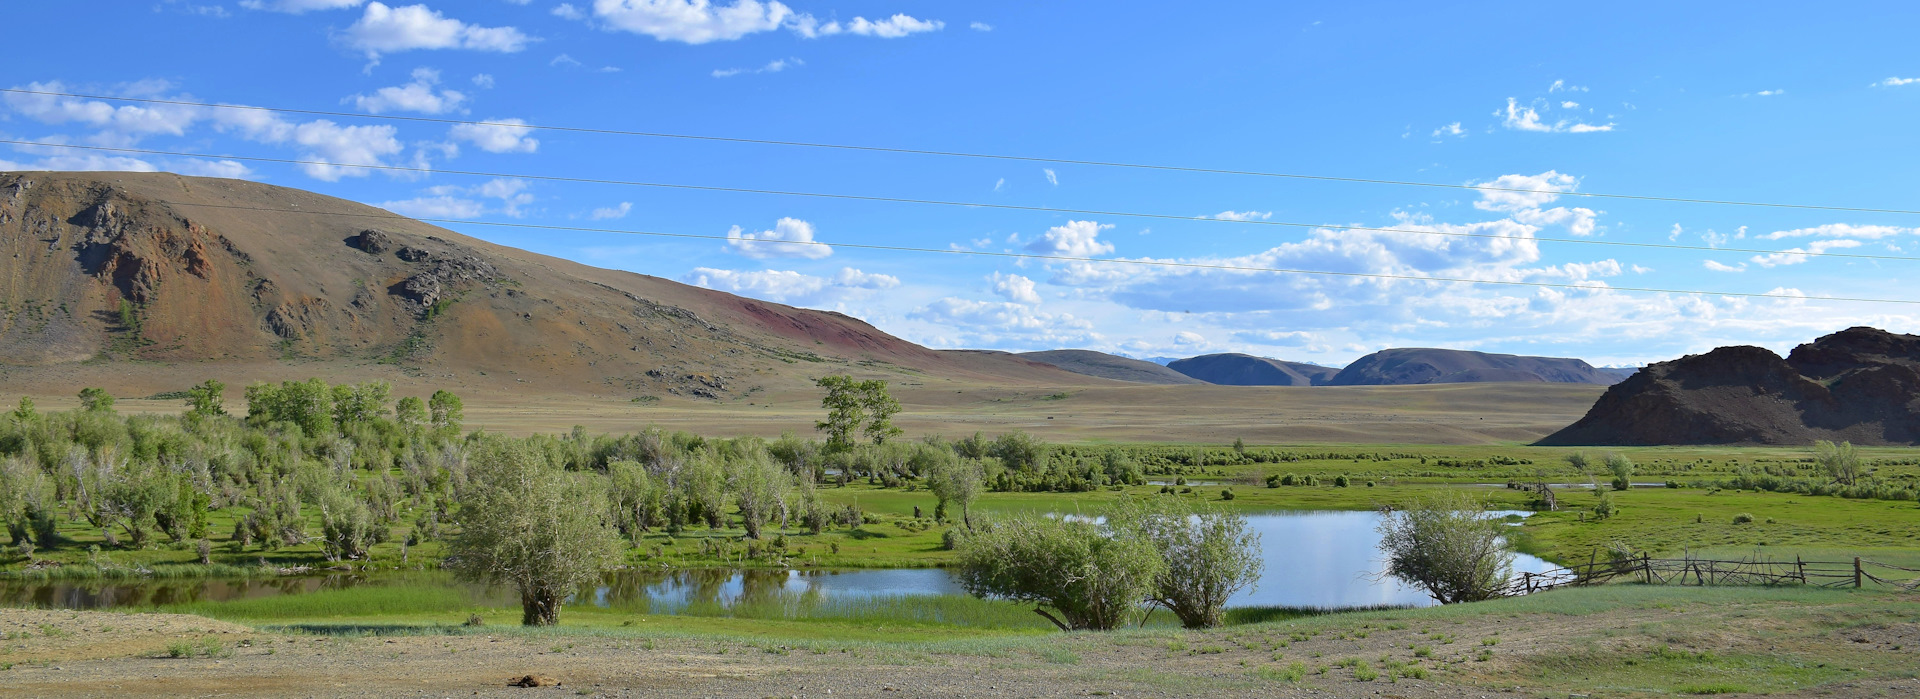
1538,327,1920,445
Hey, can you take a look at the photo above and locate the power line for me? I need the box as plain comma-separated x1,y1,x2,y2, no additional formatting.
137,198,1920,307
5,139,1911,265
5,86,1917,217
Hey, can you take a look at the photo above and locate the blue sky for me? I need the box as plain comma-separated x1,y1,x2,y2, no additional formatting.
5,1,1920,367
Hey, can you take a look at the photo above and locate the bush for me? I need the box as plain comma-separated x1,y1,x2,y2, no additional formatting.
941,527,966,551
1334,475,1350,488
1376,491,1515,604
955,512,1162,631
1605,453,1635,491
1220,488,1235,501
1109,497,1262,629
1265,474,1282,488
1732,512,1755,524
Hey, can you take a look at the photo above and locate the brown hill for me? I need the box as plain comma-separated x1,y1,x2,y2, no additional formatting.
1016,350,1203,385
1166,353,1339,386
0,171,1083,398
1538,327,1920,446
1326,348,1625,386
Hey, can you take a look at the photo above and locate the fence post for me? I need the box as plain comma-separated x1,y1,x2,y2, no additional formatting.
1642,552,1653,585
1796,555,1806,585
1854,557,1864,589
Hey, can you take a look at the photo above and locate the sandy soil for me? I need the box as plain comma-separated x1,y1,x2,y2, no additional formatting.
5,601,1916,698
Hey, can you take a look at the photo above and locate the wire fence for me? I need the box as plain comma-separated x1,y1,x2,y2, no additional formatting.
1504,552,1920,596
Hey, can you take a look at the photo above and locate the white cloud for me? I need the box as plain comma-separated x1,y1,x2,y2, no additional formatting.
1560,101,1579,109
2,80,203,147
470,73,495,88
683,266,896,305
1702,260,1746,273
587,0,793,44
725,217,831,259
240,0,365,12
788,12,943,39
712,57,800,78
588,202,632,220
1043,168,1058,186
1208,210,1272,222
1026,220,1115,257
379,176,531,218
969,21,992,31
908,298,1095,345
1760,223,1915,240
1873,77,1918,87
449,118,538,153
348,67,468,114
993,177,1005,191
1472,171,1578,212
1233,330,1317,346
1172,331,1207,346
277,120,404,180
990,272,1042,304
174,159,255,179
1750,239,1864,268
1739,89,1785,97
338,2,532,61
1431,122,1465,138
551,2,586,20
1496,97,1613,133
378,195,486,218
1547,80,1588,93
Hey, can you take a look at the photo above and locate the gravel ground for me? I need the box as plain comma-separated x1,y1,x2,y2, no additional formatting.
2,604,1917,698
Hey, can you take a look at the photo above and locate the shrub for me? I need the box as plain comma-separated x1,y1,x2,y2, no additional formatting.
1376,491,1514,604
1265,474,1283,488
1592,489,1618,520
955,511,1162,631
1605,453,1635,491
1732,512,1755,524
1814,440,1864,486
1334,475,1350,488
1220,488,1236,501
1109,497,1262,629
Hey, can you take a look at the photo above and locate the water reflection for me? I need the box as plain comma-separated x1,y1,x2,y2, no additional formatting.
2,512,1553,613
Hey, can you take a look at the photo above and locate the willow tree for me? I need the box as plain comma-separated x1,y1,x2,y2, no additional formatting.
447,438,622,626
1376,491,1514,605
956,511,1162,631
1109,497,1262,629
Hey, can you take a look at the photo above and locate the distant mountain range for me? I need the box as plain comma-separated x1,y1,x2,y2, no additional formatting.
1029,348,1635,387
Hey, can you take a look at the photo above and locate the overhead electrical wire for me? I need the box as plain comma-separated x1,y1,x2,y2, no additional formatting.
123,198,1920,307
3,87,1917,217
3,139,1911,265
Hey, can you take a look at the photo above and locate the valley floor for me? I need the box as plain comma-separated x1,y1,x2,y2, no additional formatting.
3,587,1916,698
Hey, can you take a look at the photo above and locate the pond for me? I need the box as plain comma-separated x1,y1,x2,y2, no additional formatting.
1,512,1554,613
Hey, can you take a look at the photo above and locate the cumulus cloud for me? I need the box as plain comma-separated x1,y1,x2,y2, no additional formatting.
1496,97,1613,133
1208,210,1273,222
587,0,791,43
588,202,631,220
1750,239,1864,268
2,80,203,147
792,13,944,38
990,272,1041,304
338,2,532,61
348,67,468,114
378,176,531,218
969,21,992,31
725,217,831,259
1760,223,1915,240
1431,122,1465,138
908,298,1095,345
1472,171,1580,211
551,2,586,20
1702,260,1746,273
683,266,897,305
240,0,365,12
1873,77,1918,87
1026,220,1115,257
449,118,538,153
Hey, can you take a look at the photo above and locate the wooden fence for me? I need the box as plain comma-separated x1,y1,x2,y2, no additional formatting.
1503,552,1920,596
